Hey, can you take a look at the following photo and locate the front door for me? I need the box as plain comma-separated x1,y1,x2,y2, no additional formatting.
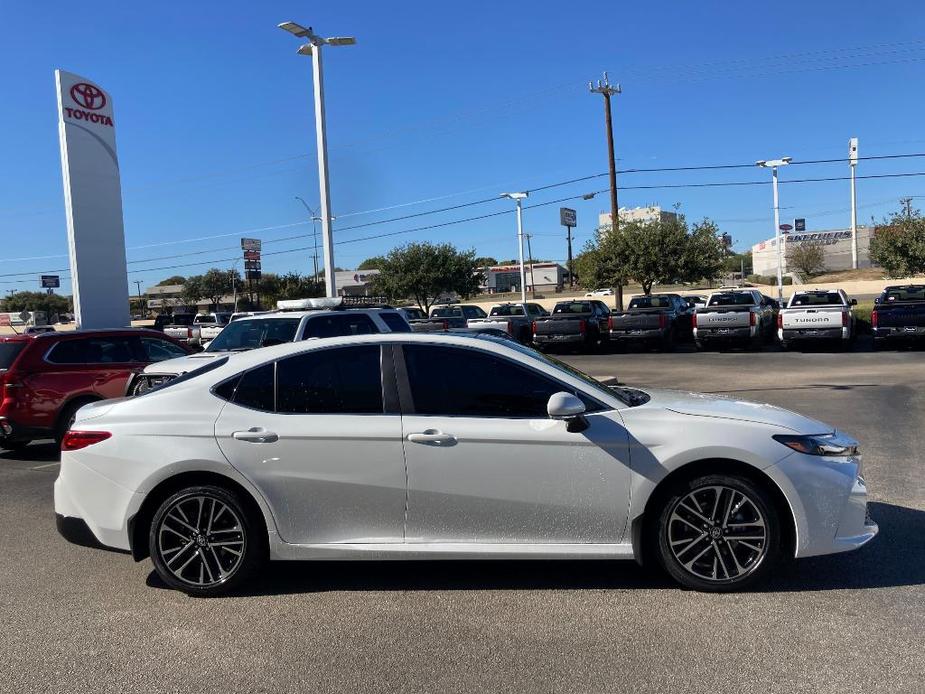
397,343,631,544
215,344,406,545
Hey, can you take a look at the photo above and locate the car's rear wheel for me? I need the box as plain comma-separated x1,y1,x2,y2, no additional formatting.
655,474,781,592
149,485,265,597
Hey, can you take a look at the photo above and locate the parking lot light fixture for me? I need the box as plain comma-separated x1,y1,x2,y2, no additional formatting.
278,20,356,298
756,157,792,302
501,192,529,303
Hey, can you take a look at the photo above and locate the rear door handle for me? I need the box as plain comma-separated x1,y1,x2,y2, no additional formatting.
233,428,279,443
407,430,457,446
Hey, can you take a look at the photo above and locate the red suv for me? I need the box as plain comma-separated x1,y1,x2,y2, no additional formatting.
0,329,192,451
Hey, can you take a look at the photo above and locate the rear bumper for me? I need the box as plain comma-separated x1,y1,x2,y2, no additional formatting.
780,327,847,341
609,328,666,340
694,326,754,340
0,416,50,443
533,334,585,344
873,326,925,339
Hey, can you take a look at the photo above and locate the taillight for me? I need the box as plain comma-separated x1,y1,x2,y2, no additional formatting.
659,314,668,329
692,312,698,328
61,430,111,451
186,327,193,338
578,319,587,334
871,310,878,328
842,311,849,327
506,321,514,335
750,312,757,327
442,320,449,331
531,321,538,334
0,372,20,401
607,316,614,331
777,313,783,329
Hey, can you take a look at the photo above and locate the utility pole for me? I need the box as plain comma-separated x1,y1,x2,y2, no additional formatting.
501,192,529,303
901,196,913,218
525,233,536,300
133,280,142,298
566,225,574,288
590,72,623,310
849,137,859,269
756,157,792,303
295,196,320,281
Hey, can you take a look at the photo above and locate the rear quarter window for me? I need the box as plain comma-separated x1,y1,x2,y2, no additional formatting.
379,312,412,333
0,342,27,370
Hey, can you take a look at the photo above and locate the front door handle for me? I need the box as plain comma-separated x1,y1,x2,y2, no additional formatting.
407,430,457,446
233,428,279,443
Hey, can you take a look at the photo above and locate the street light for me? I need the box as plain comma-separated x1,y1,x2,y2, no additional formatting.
501,192,529,303
756,156,792,301
279,20,356,298
294,196,321,281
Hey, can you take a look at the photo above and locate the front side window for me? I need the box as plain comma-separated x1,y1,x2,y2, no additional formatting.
303,313,379,339
402,344,590,418
276,345,382,414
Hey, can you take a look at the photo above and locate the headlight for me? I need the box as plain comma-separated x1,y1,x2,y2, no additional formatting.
772,432,858,457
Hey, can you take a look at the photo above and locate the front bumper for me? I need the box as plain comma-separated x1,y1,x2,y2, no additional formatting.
54,456,141,552
764,452,878,558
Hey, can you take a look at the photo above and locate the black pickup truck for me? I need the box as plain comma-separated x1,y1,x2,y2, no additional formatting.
608,293,693,350
532,300,611,352
872,285,925,349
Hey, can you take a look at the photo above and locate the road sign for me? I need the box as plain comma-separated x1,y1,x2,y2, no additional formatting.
243,250,261,261
41,275,60,289
241,237,262,252
560,207,577,227
794,218,806,232
245,270,262,281
244,260,262,271
779,223,793,232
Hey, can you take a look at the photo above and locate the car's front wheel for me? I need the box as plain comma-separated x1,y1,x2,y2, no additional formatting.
655,474,781,592
149,485,265,596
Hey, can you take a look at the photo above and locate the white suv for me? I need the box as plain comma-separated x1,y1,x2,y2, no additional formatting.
127,299,410,394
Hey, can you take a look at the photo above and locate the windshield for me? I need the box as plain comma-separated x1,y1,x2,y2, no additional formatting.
629,296,672,309
490,305,525,316
708,292,756,306
553,302,592,314
206,317,300,352
0,342,27,370
883,287,925,302
791,293,844,306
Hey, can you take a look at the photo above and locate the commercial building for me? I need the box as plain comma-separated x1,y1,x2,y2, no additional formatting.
481,263,567,294
598,205,679,229
751,226,875,276
334,269,380,297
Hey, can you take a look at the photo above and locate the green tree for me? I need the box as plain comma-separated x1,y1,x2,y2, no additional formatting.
680,219,725,285
1,291,72,320
786,241,827,279
869,206,925,278
722,251,753,276
357,256,386,271
157,275,186,286
180,275,204,310
371,242,483,312
197,269,238,310
474,256,498,267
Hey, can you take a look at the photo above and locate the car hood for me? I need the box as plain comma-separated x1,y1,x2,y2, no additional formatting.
643,388,833,434
142,351,232,376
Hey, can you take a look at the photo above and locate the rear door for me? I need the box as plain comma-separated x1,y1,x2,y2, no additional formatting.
397,343,631,544
214,344,406,544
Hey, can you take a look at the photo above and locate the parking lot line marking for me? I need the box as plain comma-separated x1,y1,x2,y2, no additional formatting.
31,462,61,470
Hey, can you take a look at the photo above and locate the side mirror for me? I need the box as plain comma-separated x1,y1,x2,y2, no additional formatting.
874,297,881,305
547,392,589,433
850,298,858,305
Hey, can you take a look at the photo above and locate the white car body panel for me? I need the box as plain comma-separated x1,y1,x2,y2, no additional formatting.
55,333,877,566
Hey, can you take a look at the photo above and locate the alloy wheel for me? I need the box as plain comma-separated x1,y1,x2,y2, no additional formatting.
666,485,768,584
156,494,246,588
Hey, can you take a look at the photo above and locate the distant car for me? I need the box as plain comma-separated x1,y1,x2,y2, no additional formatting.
693,290,776,351
609,294,693,350
532,300,611,352
684,295,707,310
22,325,56,335
465,302,548,344
55,332,876,596
871,284,925,349
411,304,488,332
0,329,193,450
778,289,856,350
396,307,427,322
584,288,614,297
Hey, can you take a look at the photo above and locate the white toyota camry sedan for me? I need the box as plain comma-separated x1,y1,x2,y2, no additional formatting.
54,333,877,595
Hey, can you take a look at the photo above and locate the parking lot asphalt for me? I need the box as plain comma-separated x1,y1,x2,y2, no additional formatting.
1,344,923,694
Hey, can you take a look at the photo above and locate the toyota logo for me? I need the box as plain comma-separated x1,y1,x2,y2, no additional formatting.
70,83,106,111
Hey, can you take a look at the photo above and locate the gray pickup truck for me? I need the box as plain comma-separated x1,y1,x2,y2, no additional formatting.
466,302,548,344
609,294,692,350
532,299,611,352
693,289,776,350
410,304,488,333
778,289,856,349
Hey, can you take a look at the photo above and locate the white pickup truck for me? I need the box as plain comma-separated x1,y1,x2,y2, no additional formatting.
777,289,857,349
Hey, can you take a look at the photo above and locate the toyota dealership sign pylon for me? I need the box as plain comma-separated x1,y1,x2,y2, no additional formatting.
55,70,130,329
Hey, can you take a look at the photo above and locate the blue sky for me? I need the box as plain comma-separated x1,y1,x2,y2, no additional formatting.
2,0,925,294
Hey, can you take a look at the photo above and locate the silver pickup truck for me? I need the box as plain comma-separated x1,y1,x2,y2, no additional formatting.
466,302,548,344
778,289,856,349
693,289,776,350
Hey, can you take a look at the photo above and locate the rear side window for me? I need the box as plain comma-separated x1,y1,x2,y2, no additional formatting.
303,314,378,339
276,345,382,414
47,337,138,364
379,312,412,333
231,363,276,411
0,342,27,370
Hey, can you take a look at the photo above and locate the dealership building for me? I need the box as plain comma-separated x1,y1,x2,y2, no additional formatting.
751,226,875,276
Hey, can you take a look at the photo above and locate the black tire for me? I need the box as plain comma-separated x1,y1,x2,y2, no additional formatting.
694,339,706,351
149,485,266,597
779,339,790,351
654,473,781,592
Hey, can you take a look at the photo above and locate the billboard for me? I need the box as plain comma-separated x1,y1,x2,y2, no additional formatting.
41,275,61,289
560,208,577,227
55,70,130,329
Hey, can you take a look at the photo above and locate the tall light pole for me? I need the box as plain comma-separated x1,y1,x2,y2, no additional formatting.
501,192,529,303
590,72,624,310
756,157,792,302
849,137,859,269
279,21,356,298
294,196,320,280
